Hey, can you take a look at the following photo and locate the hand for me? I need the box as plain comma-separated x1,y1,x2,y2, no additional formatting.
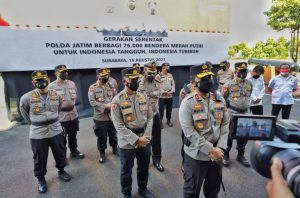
209,147,224,160
105,103,112,110
266,158,294,198
137,136,150,148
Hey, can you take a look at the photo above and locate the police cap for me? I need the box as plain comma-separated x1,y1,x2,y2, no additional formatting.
32,70,48,80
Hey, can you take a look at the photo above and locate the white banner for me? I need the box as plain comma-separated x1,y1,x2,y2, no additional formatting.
0,28,228,71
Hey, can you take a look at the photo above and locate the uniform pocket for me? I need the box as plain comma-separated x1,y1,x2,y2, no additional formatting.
193,113,208,130
122,108,135,123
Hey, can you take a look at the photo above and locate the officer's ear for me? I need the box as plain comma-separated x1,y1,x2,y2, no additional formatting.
122,79,127,85
54,70,60,78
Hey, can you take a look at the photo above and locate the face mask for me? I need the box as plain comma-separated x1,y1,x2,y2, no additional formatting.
252,75,260,79
196,78,213,93
129,4,135,10
280,69,289,76
34,79,48,89
221,66,226,71
147,75,155,82
238,72,247,80
101,77,109,84
59,72,68,80
126,80,139,91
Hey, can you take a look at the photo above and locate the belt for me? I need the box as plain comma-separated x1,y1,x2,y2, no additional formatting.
228,105,248,113
60,107,74,112
31,118,59,126
183,135,218,147
128,127,145,135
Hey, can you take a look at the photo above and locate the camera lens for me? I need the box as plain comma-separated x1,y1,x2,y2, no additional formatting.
250,141,283,178
273,149,300,197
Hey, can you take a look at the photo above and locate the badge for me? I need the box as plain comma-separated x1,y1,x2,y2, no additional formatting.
194,103,202,110
126,115,133,122
138,96,145,102
122,101,130,106
233,97,238,101
233,93,239,97
223,87,228,92
35,107,40,112
197,122,204,129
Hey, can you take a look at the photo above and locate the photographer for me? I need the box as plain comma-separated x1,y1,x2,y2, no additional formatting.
267,158,294,198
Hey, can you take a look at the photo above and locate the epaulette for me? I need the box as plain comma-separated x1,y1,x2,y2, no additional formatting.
212,91,222,102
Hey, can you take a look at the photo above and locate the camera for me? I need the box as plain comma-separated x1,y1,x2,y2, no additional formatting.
231,114,300,197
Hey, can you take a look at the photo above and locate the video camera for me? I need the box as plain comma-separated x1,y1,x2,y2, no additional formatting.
231,114,300,197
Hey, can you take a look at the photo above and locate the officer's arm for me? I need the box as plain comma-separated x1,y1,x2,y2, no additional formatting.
268,78,275,93
73,81,78,102
19,94,31,124
110,99,139,146
293,77,298,92
144,96,154,139
258,79,265,99
171,75,175,93
88,87,106,113
221,83,230,103
216,102,230,150
179,88,186,105
179,99,213,155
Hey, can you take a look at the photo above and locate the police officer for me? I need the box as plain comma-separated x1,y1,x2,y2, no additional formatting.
88,68,118,163
222,62,253,167
19,71,71,193
111,68,154,198
217,60,234,91
158,63,175,129
139,61,164,172
179,64,229,198
106,68,119,92
48,65,85,159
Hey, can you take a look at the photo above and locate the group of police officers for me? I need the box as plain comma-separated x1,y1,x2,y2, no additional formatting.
20,60,258,198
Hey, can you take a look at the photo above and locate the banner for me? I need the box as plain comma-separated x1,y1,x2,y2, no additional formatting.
0,29,228,71
0,0,231,71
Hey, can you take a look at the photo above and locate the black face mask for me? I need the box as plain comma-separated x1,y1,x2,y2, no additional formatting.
252,75,260,79
221,66,226,71
59,72,68,80
196,78,213,93
101,77,109,84
126,80,139,91
147,75,155,82
165,68,170,73
34,79,49,89
238,72,247,80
